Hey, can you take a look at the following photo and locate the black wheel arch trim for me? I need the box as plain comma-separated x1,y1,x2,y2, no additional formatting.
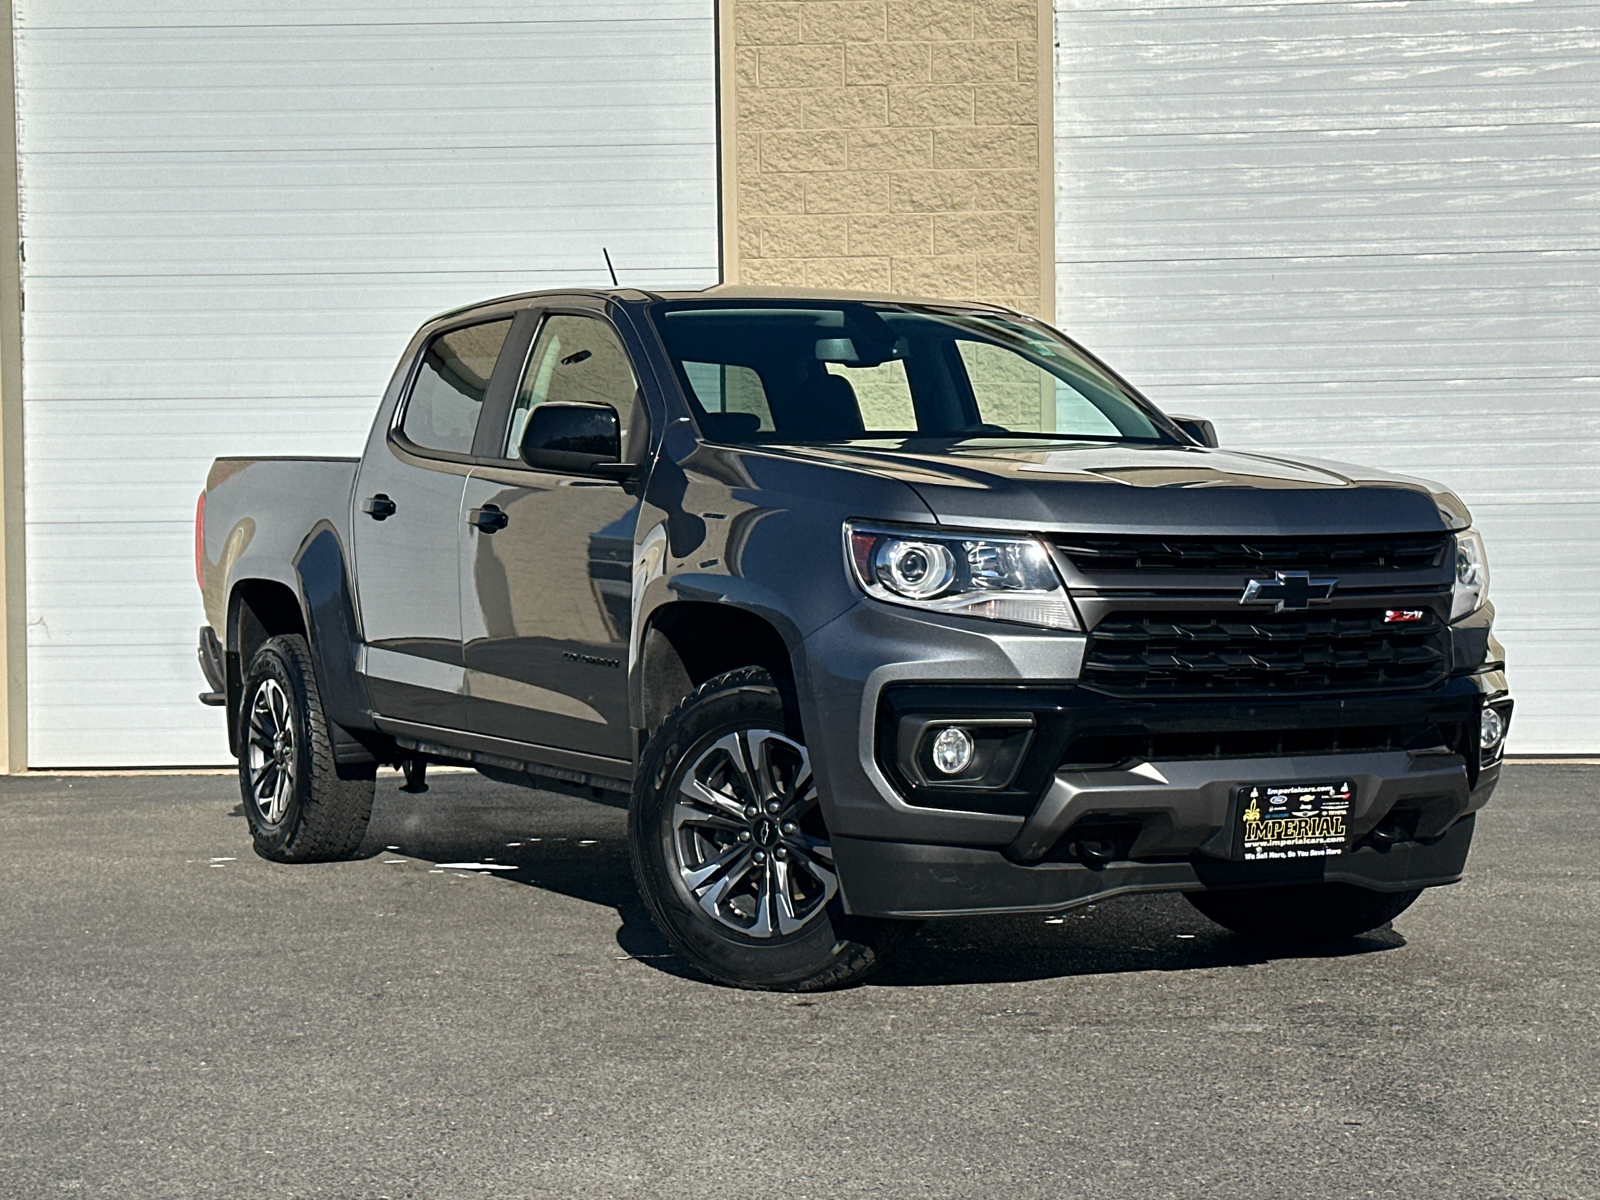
290,522,380,764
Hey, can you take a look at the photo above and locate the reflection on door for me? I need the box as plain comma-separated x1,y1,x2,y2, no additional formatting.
460,469,639,760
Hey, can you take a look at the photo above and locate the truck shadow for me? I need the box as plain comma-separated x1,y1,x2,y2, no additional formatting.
357,773,1406,989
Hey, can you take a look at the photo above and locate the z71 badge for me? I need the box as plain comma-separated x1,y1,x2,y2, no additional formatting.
1237,780,1354,861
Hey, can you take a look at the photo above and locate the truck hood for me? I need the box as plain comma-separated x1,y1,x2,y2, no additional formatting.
762,440,1469,535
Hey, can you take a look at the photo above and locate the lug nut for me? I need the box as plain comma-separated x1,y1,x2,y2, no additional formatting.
753,850,766,864
780,822,797,835
766,801,781,815
738,830,752,843
774,846,788,861
744,804,760,818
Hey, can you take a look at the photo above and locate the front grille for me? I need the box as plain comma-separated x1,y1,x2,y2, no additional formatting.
1053,532,1449,574
1082,609,1447,697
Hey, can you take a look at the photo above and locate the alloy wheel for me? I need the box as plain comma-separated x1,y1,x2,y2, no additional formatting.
671,728,837,938
246,677,297,825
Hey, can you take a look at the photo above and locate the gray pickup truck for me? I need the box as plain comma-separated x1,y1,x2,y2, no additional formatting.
196,286,1511,990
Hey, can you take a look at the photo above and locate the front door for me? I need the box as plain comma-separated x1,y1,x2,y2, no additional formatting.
458,312,644,763
352,315,515,726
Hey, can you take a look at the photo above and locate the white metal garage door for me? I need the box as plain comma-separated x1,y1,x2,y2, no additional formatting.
15,1,719,765
1053,0,1599,754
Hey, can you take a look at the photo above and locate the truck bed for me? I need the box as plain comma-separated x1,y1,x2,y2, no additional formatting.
199,457,360,635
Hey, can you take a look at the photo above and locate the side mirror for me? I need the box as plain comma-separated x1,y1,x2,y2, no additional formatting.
520,402,629,476
1170,414,1218,448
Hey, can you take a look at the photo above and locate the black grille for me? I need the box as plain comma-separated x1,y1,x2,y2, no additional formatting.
1082,609,1447,696
1053,532,1449,574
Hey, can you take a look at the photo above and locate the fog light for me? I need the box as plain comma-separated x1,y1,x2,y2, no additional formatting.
930,726,975,776
1480,707,1506,754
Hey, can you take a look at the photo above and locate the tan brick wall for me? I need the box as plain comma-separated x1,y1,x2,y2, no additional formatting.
719,0,1054,319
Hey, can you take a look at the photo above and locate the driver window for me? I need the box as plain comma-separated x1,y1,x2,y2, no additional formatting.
507,315,639,458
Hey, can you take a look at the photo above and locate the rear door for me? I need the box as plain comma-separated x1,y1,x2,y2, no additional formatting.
457,309,646,766
351,314,521,726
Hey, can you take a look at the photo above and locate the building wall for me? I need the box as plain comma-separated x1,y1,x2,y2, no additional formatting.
1052,0,1600,754
722,0,1054,318
12,0,719,767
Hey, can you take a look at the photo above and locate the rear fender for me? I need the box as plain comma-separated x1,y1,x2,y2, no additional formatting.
291,522,374,742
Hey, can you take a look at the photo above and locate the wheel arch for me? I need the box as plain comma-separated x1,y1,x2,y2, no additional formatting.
226,521,378,762
634,600,800,753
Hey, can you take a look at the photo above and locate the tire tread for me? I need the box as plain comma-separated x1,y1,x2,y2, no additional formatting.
242,634,374,863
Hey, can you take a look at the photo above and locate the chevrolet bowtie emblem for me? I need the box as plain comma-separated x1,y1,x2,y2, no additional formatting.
1240,570,1337,612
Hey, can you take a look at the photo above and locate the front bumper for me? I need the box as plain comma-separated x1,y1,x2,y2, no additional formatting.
834,808,1481,919
798,600,1509,918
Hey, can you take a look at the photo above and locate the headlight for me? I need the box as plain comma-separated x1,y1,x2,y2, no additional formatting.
1451,529,1490,621
846,522,1080,630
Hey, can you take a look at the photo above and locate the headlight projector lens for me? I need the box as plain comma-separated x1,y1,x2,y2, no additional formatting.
931,726,976,776
878,539,956,599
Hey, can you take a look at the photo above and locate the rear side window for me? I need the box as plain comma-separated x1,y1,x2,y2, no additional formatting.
401,318,513,455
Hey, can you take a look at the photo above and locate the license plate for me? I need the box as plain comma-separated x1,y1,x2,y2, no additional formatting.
1236,779,1354,861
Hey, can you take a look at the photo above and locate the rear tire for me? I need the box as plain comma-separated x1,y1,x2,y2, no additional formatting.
238,634,375,863
629,667,916,990
1186,883,1422,942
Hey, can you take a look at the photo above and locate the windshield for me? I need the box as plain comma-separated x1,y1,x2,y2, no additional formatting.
650,302,1175,446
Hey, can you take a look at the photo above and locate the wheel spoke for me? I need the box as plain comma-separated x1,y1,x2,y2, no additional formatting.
677,773,747,824
695,851,757,920
749,859,776,937
710,731,762,808
682,841,749,892
252,762,277,809
771,859,807,936
271,767,290,823
787,839,839,904
268,684,289,730
779,775,818,820
741,730,782,804
672,803,744,835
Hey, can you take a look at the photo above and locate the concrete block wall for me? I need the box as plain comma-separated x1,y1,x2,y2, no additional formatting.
720,0,1054,319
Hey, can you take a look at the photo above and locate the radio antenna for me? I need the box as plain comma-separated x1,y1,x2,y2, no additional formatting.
602,247,619,287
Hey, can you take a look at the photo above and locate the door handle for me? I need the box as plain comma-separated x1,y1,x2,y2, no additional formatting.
361,493,397,521
468,504,508,534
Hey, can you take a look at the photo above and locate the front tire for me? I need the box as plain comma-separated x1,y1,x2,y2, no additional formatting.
1186,883,1423,942
238,634,375,863
629,667,915,990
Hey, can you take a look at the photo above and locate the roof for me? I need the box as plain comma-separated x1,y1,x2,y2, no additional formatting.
430,282,1017,324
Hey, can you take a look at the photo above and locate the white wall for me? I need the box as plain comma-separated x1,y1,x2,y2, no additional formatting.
15,1,720,765
1054,0,1599,753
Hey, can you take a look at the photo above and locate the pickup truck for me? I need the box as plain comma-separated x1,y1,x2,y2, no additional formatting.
196,285,1512,990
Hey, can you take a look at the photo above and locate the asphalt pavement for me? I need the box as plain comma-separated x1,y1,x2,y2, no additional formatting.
1,763,1595,1199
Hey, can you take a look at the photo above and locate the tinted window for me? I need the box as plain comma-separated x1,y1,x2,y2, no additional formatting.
507,315,640,457
653,304,1168,445
402,319,512,454
681,361,775,436
827,359,915,431
955,340,1120,437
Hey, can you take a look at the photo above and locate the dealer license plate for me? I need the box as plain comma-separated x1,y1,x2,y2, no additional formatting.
1236,779,1354,862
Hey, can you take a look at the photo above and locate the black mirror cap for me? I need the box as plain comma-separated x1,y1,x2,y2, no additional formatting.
1170,414,1218,448
520,401,626,474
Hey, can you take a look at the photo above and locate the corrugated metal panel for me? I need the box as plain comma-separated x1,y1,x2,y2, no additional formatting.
15,2,718,766
1054,0,1599,754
